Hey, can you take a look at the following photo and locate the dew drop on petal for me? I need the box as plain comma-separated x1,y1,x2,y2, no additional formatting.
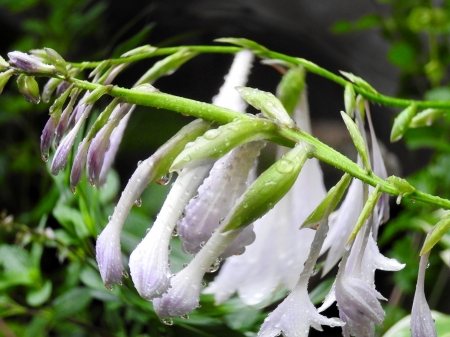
156,172,173,185
179,314,189,320
134,197,142,207
160,318,173,326
122,271,129,278
41,153,49,162
105,284,113,291
172,227,178,237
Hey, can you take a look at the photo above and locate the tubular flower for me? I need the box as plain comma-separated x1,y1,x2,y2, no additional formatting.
8,51,56,74
205,90,327,305
258,206,344,337
410,252,437,337
178,141,265,256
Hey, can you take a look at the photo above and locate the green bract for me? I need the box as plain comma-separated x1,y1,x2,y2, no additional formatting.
215,37,269,55
276,66,306,115
170,117,276,171
44,48,69,78
222,142,310,232
390,104,418,142
421,213,450,255
301,173,352,228
0,69,14,95
340,111,371,172
135,48,197,86
346,184,382,244
386,176,416,196
409,108,446,128
0,56,9,71
49,83,75,115
344,83,356,116
80,85,113,105
340,71,378,94
237,86,295,127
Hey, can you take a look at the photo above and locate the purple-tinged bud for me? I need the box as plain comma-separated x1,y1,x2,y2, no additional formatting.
0,69,14,95
40,114,58,162
411,252,437,337
153,224,242,318
86,104,135,186
50,104,93,176
70,138,90,192
42,78,62,103
178,141,265,255
8,51,56,74
55,89,80,147
130,165,212,300
56,81,71,97
17,74,40,104
97,111,131,187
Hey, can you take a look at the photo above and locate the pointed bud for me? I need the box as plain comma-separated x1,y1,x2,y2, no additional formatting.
80,85,113,105
344,83,356,116
215,37,269,55
171,118,274,171
135,48,197,86
0,69,14,95
356,94,366,120
340,71,378,94
17,74,40,104
409,108,445,128
390,104,418,142
44,48,68,77
340,111,371,172
420,212,450,255
54,88,80,146
222,142,311,232
0,56,9,71
8,51,56,74
276,66,306,115
40,114,58,161
42,78,62,103
70,138,90,190
237,86,295,127
56,81,71,97
302,173,352,228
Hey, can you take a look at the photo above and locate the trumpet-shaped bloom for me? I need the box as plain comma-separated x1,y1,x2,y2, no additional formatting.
258,205,344,337
410,252,437,337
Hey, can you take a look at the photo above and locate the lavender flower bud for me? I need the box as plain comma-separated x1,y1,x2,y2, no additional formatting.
8,51,56,74
56,81,71,97
17,74,40,104
40,114,58,162
55,89,80,146
70,138,90,192
42,78,62,103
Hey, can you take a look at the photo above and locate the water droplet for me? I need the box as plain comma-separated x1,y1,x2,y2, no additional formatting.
160,318,173,326
199,241,206,248
156,172,173,185
182,263,188,268
134,198,142,207
172,228,178,237
41,153,49,162
105,284,113,291
122,271,129,278
427,262,430,268
70,186,76,194
207,257,222,273
276,158,294,174
146,228,151,233
410,199,416,203
203,129,220,140
137,160,142,167
179,314,189,320
396,195,402,205
108,215,112,221
168,245,172,253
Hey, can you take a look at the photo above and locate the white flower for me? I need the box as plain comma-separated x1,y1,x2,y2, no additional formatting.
411,252,437,337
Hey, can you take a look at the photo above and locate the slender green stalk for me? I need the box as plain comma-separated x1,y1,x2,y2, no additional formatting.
68,78,450,210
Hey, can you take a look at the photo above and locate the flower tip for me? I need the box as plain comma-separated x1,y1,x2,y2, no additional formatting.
96,224,124,288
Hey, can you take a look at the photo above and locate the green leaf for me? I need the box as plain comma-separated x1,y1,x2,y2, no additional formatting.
309,278,335,305
302,173,352,228
53,204,90,239
387,42,416,71
237,86,295,127
171,118,275,171
276,66,306,115
26,280,52,307
222,143,310,231
331,20,353,34
52,287,92,319
425,87,450,101
341,111,371,172
390,104,418,142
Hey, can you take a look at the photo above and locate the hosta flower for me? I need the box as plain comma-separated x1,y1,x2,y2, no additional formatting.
40,114,58,162
178,141,265,255
319,221,404,337
205,91,327,305
258,206,344,337
411,252,437,337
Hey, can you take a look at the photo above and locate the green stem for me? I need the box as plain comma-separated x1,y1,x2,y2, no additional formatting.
68,78,450,210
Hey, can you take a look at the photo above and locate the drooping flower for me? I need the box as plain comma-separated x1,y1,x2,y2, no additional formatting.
258,203,344,337
205,90,327,306
410,252,437,337
8,51,56,74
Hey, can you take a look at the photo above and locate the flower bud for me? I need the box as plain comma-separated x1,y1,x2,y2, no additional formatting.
344,83,356,116
54,88,80,146
44,48,68,77
0,56,9,71
17,74,40,104
341,111,371,172
0,69,14,95
42,78,62,103
236,86,295,127
409,108,445,128
70,138,90,191
390,104,418,142
8,51,56,74
340,71,378,94
40,114,58,162
276,66,306,115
